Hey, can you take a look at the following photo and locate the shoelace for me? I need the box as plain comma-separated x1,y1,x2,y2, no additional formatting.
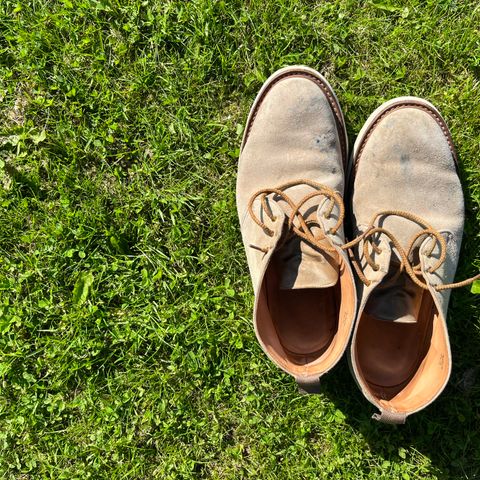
248,180,480,292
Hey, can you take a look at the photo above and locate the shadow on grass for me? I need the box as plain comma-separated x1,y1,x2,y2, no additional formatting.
320,285,480,480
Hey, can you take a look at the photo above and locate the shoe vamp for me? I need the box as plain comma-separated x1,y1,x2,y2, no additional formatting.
237,77,344,216
352,107,464,249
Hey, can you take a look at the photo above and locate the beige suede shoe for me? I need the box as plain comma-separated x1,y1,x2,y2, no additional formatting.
236,66,357,392
348,97,480,423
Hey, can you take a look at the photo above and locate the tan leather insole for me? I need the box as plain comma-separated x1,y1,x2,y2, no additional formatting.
265,260,339,364
356,281,434,400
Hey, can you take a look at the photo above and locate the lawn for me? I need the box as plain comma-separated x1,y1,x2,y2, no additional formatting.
0,0,479,478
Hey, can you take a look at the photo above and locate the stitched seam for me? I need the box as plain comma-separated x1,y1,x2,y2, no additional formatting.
354,103,457,175
243,71,347,169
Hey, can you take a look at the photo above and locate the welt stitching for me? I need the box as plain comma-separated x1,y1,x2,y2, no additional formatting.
354,103,457,173
244,71,347,168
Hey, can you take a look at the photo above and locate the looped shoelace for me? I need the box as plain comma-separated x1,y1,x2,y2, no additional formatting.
248,179,345,255
248,180,480,292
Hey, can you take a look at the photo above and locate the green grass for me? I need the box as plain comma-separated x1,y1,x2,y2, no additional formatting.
0,0,479,478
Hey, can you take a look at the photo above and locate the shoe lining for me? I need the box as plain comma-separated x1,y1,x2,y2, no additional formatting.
265,268,340,364
355,272,450,412
254,253,356,377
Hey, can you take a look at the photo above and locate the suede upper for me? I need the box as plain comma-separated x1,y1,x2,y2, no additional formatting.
237,73,347,293
351,103,464,323
352,106,463,253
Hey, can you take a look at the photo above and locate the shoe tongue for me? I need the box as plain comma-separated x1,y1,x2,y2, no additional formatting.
365,260,422,324
272,192,339,290
277,236,339,290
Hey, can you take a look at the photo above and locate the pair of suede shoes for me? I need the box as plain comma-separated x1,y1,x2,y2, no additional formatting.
236,66,479,424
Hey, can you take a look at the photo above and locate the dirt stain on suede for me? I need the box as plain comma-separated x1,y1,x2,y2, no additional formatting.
400,152,411,176
314,131,336,152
